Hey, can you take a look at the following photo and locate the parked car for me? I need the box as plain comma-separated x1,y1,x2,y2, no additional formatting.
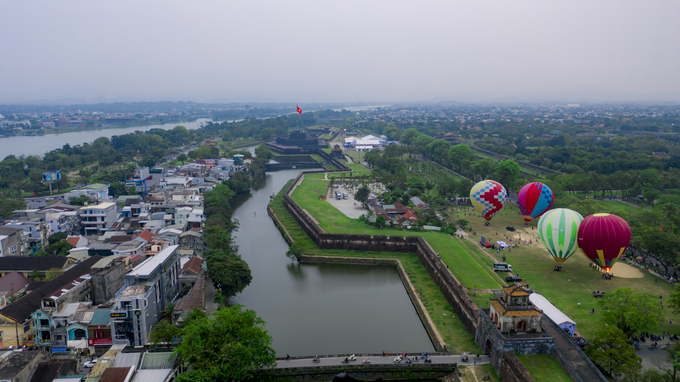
84,358,98,368
506,276,522,283
506,226,516,231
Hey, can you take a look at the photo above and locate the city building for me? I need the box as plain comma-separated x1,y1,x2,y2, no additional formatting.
110,245,180,346
0,227,26,257
80,202,117,235
90,256,129,305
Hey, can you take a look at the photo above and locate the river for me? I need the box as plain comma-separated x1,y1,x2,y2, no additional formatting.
230,165,434,356
0,118,212,158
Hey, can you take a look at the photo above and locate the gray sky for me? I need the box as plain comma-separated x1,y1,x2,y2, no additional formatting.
1,1,679,104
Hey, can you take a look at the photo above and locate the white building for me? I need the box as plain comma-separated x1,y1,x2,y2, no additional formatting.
79,202,117,236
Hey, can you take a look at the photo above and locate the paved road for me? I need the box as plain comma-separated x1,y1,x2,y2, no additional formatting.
204,276,219,315
274,354,490,368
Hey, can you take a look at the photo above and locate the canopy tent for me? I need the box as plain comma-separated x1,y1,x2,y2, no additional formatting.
496,241,509,248
529,293,576,334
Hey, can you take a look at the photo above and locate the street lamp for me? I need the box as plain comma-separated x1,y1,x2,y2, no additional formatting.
443,313,455,354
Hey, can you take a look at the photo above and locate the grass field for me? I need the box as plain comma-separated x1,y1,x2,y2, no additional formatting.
270,179,480,353
345,150,364,161
291,177,502,291
517,355,573,382
455,202,680,339
345,163,373,176
310,154,325,163
324,164,338,170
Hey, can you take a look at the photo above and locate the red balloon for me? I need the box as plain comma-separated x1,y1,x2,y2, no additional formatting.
577,213,631,273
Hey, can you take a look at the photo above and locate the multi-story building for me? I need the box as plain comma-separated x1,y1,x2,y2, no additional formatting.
79,202,117,235
110,245,180,346
90,256,129,305
46,211,80,235
0,227,26,257
178,231,203,257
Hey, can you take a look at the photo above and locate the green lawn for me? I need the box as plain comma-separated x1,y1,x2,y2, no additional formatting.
517,355,573,382
598,199,641,214
310,154,326,163
291,177,501,291
345,163,372,176
456,202,680,339
270,179,480,353
345,150,364,161
324,164,338,170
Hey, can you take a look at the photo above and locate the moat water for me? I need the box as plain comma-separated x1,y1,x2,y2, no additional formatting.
229,163,434,356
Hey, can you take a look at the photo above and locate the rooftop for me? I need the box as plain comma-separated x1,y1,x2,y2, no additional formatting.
140,352,175,369
490,299,542,317
88,309,112,326
79,202,115,210
128,245,178,277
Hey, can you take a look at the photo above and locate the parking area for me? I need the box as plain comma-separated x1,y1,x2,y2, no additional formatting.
326,186,367,218
326,183,386,219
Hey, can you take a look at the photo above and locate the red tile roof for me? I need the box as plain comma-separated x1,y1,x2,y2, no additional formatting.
66,237,80,247
402,211,418,221
134,230,154,243
182,256,203,275
394,201,404,208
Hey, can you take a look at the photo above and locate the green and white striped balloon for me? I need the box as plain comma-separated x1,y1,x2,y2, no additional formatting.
537,208,583,264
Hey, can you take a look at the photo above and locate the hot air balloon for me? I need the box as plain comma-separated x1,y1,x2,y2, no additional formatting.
537,208,583,264
518,182,554,222
470,180,507,221
577,213,631,273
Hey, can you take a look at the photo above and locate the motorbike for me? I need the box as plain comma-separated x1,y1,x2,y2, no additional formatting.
349,354,356,361
461,355,469,362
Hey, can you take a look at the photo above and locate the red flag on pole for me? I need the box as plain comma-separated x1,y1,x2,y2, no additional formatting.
296,106,302,114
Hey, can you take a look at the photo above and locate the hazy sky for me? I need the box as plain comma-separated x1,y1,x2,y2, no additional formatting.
2,1,679,104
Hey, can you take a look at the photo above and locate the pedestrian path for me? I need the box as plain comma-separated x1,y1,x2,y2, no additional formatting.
274,354,490,368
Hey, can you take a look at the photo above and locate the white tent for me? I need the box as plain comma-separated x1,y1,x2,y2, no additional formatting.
529,293,576,334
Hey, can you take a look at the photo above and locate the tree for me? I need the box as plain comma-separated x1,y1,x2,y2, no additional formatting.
48,240,74,256
150,320,181,346
174,306,276,382
0,198,26,219
494,159,520,192
384,124,402,141
354,185,371,207
254,143,273,161
375,215,386,228
177,153,188,164
210,259,252,299
471,158,495,180
69,195,93,206
598,287,665,337
48,232,68,245
586,326,641,378
399,128,422,145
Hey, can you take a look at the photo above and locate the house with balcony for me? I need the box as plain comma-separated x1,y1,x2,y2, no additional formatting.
110,245,180,346
46,211,80,235
0,256,101,348
31,274,93,349
80,202,117,235
87,309,113,355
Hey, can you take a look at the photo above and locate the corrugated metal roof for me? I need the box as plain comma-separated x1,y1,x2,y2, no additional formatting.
141,352,175,369
113,352,140,368
89,309,112,326
132,369,172,382
529,293,575,325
